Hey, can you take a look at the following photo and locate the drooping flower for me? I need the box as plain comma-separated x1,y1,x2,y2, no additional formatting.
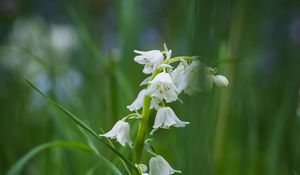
127,89,162,111
100,120,133,147
134,50,164,74
127,89,148,111
213,75,229,87
150,107,189,135
149,155,181,175
147,72,180,103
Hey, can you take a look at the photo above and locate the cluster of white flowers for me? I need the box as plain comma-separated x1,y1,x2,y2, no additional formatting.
100,44,228,175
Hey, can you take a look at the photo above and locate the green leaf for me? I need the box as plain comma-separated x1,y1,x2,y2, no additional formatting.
24,78,139,174
7,141,93,175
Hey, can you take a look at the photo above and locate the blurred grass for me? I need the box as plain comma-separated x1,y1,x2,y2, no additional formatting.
1,0,300,175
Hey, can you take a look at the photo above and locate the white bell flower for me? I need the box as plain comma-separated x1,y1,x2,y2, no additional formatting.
127,89,162,111
134,50,164,74
149,155,181,175
150,107,189,135
127,89,148,111
147,72,180,103
213,75,229,87
100,120,133,147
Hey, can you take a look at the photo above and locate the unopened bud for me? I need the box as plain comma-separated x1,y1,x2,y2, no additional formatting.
213,75,229,87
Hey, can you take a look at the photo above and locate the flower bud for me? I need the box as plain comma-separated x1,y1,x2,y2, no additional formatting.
213,75,229,87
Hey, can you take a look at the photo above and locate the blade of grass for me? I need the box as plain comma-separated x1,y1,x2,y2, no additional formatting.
7,141,93,175
24,78,139,174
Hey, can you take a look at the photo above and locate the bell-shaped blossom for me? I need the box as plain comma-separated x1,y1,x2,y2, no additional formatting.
127,89,162,111
100,120,133,147
150,107,189,135
149,155,181,175
127,89,147,111
134,50,164,74
147,72,180,103
213,75,229,87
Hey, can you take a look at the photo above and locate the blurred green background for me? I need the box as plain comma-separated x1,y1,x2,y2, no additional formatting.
1,0,300,174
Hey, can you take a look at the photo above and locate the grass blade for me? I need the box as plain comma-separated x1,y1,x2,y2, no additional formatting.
24,78,138,173
7,141,93,175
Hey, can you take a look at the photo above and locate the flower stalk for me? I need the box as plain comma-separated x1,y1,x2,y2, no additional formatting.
134,95,151,166
163,56,196,64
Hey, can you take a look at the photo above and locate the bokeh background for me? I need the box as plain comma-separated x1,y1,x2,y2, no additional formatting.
1,0,300,174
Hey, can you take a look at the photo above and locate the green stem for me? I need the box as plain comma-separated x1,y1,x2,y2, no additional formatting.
122,113,140,121
133,95,151,174
163,56,196,64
